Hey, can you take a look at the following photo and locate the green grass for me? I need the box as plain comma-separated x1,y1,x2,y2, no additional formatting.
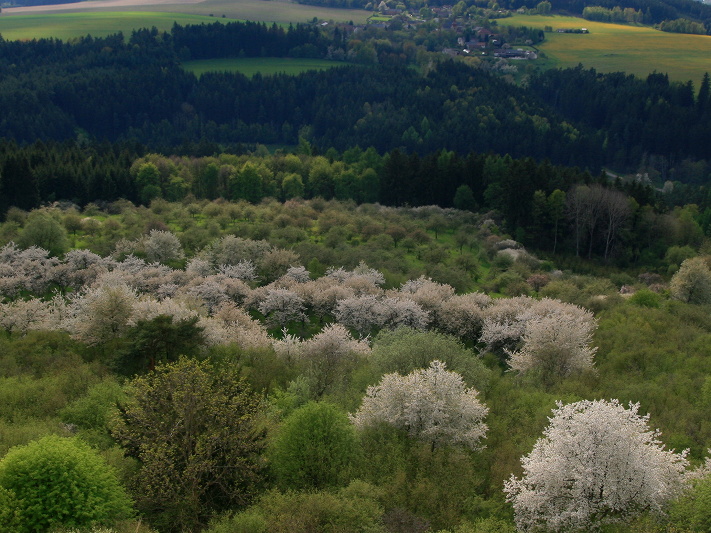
499,14,711,85
182,57,347,77
0,12,227,40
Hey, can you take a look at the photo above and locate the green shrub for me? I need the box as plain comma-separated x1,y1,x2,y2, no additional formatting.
0,435,133,532
268,401,360,490
207,481,385,533
629,289,662,308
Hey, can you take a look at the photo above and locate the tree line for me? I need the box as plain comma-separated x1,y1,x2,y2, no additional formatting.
1,22,711,179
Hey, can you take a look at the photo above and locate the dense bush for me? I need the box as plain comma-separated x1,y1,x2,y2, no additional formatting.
0,435,133,532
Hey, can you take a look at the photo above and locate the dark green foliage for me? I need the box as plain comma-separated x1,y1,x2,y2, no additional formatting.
268,401,360,490
112,358,265,532
116,314,205,374
0,435,133,532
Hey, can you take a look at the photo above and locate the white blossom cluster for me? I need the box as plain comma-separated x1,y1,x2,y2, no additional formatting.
480,296,598,376
350,360,489,451
504,399,689,532
0,240,597,381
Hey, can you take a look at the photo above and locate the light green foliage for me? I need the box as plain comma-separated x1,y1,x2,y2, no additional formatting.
667,474,711,531
447,517,517,532
0,435,133,532
268,401,360,490
0,486,22,533
628,289,662,308
17,210,69,257
206,481,385,533
111,358,265,532
594,304,711,457
370,327,491,391
60,379,126,444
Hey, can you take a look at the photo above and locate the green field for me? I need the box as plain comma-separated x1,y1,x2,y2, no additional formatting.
0,0,370,34
0,11,230,40
182,57,346,77
500,14,711,85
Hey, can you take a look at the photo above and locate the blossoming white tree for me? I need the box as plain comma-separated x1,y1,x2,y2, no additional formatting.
504,399,689,532
670,256,711,304
506,312,597,384
350,360,488,451
144,229,184,264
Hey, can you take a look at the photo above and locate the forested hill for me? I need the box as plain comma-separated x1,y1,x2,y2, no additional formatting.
2,21,711,179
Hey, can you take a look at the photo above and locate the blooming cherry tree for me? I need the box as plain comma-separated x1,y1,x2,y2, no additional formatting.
350,360,488,451
504,399,689,532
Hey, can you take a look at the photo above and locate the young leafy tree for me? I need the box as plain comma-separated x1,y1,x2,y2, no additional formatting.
268,401,360,490
17,210,69,257
504,399,689,532
0,435,133,533
370,327,491,391
351,361,488,451
112,357,265,532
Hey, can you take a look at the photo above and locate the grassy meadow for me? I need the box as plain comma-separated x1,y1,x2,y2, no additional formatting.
500,14,711,85
0,11,232,40
0,0,369,37
182,57,347,77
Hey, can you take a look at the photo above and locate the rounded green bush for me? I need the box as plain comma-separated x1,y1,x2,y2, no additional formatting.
0,435,133,532
269,401,359,490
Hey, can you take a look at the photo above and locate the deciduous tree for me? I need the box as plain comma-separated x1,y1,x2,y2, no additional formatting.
670,256,711,304
112,358,265,532
351,360,488,451
269,401,360,490
504,399,689,532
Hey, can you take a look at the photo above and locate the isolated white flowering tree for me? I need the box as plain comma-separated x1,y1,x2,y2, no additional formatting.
670,256,711,304
480,297,597,369
507,312,597,384
351,360,488,451
144,229,184,264
504,399,689,532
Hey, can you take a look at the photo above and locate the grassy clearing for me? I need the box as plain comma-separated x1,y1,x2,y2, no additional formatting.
182,57,346,77
499,14,711,85
0,12,226,40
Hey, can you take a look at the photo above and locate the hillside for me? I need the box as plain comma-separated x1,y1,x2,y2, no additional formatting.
0,197,710,532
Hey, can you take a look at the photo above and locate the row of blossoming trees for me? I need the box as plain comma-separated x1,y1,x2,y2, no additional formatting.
0,230,709,531
0,233,598,382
